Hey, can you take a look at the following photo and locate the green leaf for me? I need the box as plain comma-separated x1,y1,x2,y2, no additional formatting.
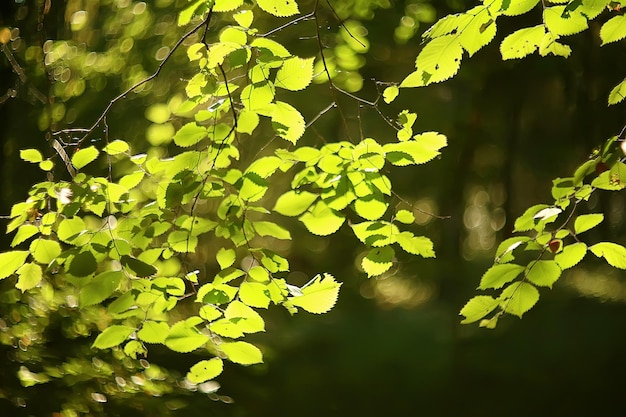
383,86,399,103
57,217,88,244
273,190,318,216
92,325,134,349
178,0,205,26
225,300,265,333
239,281,271,308
574,213,604,235
120,255,158,277
525,260,562,288
241,81,275,111
479,263,525,290
555,242,587,270
457,7,497,56
29,238,62,264
236,109,260,134
609,79,626,105
384,139,444,166
39,160,54,171
16,263,43,292
253,221,291,240
502,0,540,16
68,251,98,277
173,122,207,147
361,246,394,277
219,341,263,365
589,242,626,269
103,140,130,155
168,230,198,253
216,247,237,269
500,282,540,317
187,358,224,384
460,295,500,324
11,224,40,247
351,221,399,247
394,209,415,224
80,270,123,307
271,101,305,144
137,321,169,344
353,193,389,221
538,32,572,58
275,57,314,91
513,204,549,232
71,146,99,170
285,273,341,314
299,201,345,236
214,0,243,12
500,25,545,60
20,149,43,163
494,236,530,263
415,34,463,84
256,0,298,16
600,14,626,45
543,6,588,36
165,319,210,353
395,231,435,257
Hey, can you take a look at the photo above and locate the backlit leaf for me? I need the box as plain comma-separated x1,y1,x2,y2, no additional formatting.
525,260,562,288
609,79,626,105
500,25,545,59
253,221,291,240
216,247,237,269
57,217,88,244
16,263,42,292
460,295,500,324
239,281,271,308
361,246,394,277
395,231,435,257
92,325,134,349
165,319,210,353
29,238,61,264
271,101,305,144
383,86,399,103
574,213,604,235
543,6,588,36
555,242,587,270
80,270,123,307
589,242,626,269
299,201,345,236
137,321,169,344
394,209,415,224
273,190,318,216
20,149,43,163
187,358,224,384
502,0,540,16
600,14,626,45
173,122,207,147
11,224,39,247
479,263,525,290
275,57,314,91
72,146,99,170
500,282,540,317
219,341,263,365
286,273,341,314
103,140,129,155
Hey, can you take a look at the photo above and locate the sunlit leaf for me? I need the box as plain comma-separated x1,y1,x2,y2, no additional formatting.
92,325,134,349
273,190,318,216
500,25,545,60
11,224,40,247
275,57,314,91
460,295,500,324
165,319,210,353
574,213,604,235
285,273,341,314
20,149,43,163
609,78,626,105
525,260,562,288
219,341,263,365
216,247,237,269
361,246,394,277
589,242,626,269
15,263,42,292
29,238,61,264
72,146,99,169
394,209,415,224
137,321,169,344
299,201,345,236
103,140,130,155
543,6,588,36
502,0,540,16
256,0,299,16
414,34,463,84
80,270,123,307
224,300,265,333
383,86,399,103
271,101,305,144
479,263,525,290
173,122,207,147
500,282,540,317
239,281,271,308
187,358,224,384
600,14,626,45
395,231,435,257
555,242,587,270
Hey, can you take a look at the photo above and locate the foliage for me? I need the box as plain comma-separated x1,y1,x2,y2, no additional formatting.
2,0,626,414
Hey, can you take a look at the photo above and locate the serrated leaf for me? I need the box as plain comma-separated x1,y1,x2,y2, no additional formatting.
383,86,399,103
395,209,415,224
555,242,587,270
502,0,540,16
600,14,626,45
457,7,497,56
0,251,30,281
187,358,224,384
273,190,318,216
253,221,291,240
500,25,545,59
395,231,435,257
72,146,99,170
239,281,271,308
16,263,43,292
286,273,341,314
177,0,205,26
103,140,129,155
214,0,243,12
479,263,525,290
538,32,572,58
29,238,61,264
609,79,626,105
225,300,265,333
219,341,263,365
121,255,157,277
415,34,463,84
174,122,207,147
361,246,394,277
513,204,550,232
92,325,134,349
11,224,40,247
495,236,530,263
500,282,540,317
165,320,210,353
168,230,198,253
80,270,123,307
20,149,43,163
275,57,314,91
299,201,345,236
460,295,500,324
574,213,604,235
271,101,305,144
543,6,588,36
589,242,626,269
57,217,87,244
216,247,237,269
525,260,562,288
137,321,169,344
353,194,389,221
351,221,399,247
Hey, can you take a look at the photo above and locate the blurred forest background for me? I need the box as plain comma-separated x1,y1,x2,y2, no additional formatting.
2,0,626,416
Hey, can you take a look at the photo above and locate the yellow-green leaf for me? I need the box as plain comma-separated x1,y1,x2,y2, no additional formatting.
285,273,341,314
92,325,134,349
187,358,224,384
500,282,539,317
299,201,345,236
71,146,99,170
256,0,299,17
275,57,314,91
361,247,394,277
16,263,43,292
29,238,62,264
20,149,43,163
460,295,500,324
219,341,263,365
